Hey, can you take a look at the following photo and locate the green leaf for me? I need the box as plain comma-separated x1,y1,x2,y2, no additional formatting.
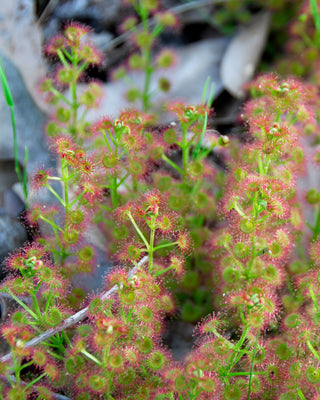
0,58,14,107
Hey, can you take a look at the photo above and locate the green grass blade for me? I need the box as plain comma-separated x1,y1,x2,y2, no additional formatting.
201,76,210,104
192,111,208,160
0,57,28,203
206,81,215,108
201,76,215,107
0,58,14,107
310,0,320,36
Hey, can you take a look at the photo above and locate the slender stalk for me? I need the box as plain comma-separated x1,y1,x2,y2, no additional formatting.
226,325,250,374
297,388,306,400
161,154,184,175
247,330,260,400
24,373,46,390
45,184,66,207
80,349,103,366
148,218,156,271
30,292,43,322
312,203,320,239
307,340,320,362
181,125,190,183
0,58,28,202
128,212,150,249
110,173,119,209
309,286,319,311
4,289,38,320
141,48,153,111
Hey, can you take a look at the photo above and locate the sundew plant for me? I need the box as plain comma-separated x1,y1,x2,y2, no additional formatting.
1,1,320,399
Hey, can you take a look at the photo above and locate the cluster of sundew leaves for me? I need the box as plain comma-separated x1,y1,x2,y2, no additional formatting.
60,269,177,399
37,19,229,323
276,0,320,77
113,189,192,278
211,74,316,306
40,22,103,140
0,243,69,398
89,102,226,321
28,134,104,279
1,243,69,328
190,74,320,398
112,0,179,112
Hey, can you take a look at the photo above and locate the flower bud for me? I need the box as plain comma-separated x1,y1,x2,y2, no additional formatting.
218,135,229,146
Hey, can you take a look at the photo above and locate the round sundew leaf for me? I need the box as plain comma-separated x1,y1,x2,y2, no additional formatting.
305,366,320,385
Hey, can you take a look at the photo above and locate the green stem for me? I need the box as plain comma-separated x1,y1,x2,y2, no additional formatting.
57,49,69,68
110,173,118,209
0,58,28,203
49,86,72,106
99,203,113,212
312,203,320,239
227,371,265,377
69,52,79,136
234,202,246,218
196,141,217,161
30,292,42,322
117,172,130,188
61,162,70,212
154,265,175,277
181,125,190,183
24,373,46,390
128,212,149,249
309,286,319,311
4,289,38,320
12,353,21,385
45,184,66,207
18,361,34,372
78,61,89,75
310,0,320,39
101,129,114,150
70,191,85,207
246,236,257,282
135,0,153,111
307,340,320,362
44,292,53,313
226,325,250,374
192,112,208,160
191,179,201,195
142,48,153,111
297,388,306,400
296,234,307,262
61,330,72,347
45,349,65,361
153,242,176,251
247,330,260,400
39,215,63,233
161,154,184,175
211,329,235,349
148,223,156,272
